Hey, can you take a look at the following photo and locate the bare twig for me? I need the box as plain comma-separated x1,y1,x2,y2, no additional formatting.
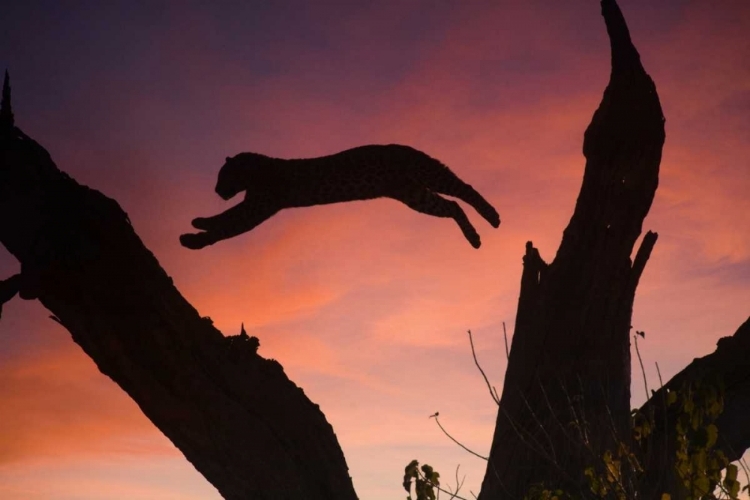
467,330,500,406
560,381,587,445
431,413,488,461
443,464,466,500
518,387,558,463
502,322,510,360
416,466,469,500
500,405,558,468
538,379,583,450
655,361,664,388
655,361,669,481
630,335,658,487
634,334,650,401
500,402,581,488
629,231,658,294
602,395,625,453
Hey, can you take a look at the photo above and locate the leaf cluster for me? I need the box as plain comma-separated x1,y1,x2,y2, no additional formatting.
403,460,441,500
669,380,746,500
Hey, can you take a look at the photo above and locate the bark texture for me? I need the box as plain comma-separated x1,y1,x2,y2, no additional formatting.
479,0,665,497
0,125,357,498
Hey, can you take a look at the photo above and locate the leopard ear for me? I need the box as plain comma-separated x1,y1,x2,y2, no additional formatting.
225,157,231,162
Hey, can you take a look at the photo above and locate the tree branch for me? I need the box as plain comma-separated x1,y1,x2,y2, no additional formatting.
0,94,357,499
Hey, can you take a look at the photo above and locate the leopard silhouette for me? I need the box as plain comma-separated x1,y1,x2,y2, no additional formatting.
180,144,499,249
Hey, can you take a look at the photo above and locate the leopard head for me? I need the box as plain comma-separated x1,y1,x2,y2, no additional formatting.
215,153,271,200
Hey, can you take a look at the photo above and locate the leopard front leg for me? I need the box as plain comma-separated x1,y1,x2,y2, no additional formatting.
398,188,481,248
180,200,279,249
0,274,21,319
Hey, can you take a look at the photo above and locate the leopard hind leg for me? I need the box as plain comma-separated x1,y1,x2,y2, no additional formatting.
419,163,500,228
398,187,481,248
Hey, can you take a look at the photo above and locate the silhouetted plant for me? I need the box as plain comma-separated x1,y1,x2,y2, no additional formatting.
403,460,441,500
405,333,749,500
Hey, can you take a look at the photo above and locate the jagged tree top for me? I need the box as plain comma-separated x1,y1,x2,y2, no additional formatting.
1,70,13,130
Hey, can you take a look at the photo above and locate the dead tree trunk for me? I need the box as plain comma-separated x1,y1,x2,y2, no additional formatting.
0,101,357,498
478,1,665,497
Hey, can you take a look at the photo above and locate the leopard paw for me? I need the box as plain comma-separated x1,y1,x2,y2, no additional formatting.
180,232,211,250
191,217,212,230
468,233,481,249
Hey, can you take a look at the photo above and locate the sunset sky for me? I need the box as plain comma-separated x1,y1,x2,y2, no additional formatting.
1,1,749,498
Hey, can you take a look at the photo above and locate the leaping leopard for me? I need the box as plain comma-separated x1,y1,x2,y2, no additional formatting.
180,144,499,249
